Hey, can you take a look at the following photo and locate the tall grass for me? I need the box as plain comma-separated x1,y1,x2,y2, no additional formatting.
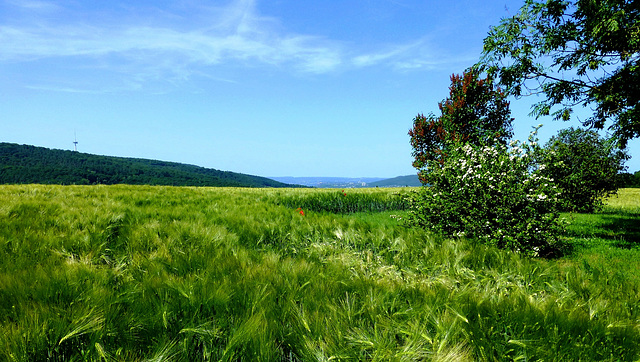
0,185,639,360
267,188,410,214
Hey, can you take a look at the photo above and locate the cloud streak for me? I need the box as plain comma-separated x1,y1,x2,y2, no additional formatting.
0,0,455,90
1,0,342,75
351,36,481,72
4,0,59,12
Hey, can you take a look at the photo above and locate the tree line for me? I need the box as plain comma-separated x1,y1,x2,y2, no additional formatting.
0,143,293,188
619,170,640,188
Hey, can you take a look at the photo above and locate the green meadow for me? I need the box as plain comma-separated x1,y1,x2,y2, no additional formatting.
1,185,639,361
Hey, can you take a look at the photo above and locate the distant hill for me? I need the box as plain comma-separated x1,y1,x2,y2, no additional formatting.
368,175,421,187
268,176,385,188
268,175,421,188
0,143,294,188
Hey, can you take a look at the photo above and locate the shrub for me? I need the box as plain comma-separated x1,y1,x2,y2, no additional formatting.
406,128,564,256
538,127,629,213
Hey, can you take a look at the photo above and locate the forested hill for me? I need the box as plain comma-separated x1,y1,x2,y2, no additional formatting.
0,143,294,188
368,175,421,187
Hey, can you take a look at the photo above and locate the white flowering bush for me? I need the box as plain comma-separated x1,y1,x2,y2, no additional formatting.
407,128,564,256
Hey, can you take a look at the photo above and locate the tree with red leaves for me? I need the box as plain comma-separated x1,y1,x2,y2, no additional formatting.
409,68,513,183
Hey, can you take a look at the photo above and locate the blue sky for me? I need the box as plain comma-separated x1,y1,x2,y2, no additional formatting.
1,0,638,177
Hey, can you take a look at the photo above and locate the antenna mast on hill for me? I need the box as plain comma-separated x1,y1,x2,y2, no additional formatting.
73,131,78,152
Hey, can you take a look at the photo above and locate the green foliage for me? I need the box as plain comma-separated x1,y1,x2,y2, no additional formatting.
478,0,640,146
409,69,513,182
406,129,565,256
1,185,639,360
539,127,629,213
0,143,293,187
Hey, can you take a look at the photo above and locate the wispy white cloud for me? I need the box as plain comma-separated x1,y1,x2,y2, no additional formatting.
1,0,456,92
351,38,479,72
352,42,421,67
4,0,60,12
0,0,344,77
25,84,113,94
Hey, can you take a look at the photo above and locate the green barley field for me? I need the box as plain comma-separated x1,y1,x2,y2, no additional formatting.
1,185,639,361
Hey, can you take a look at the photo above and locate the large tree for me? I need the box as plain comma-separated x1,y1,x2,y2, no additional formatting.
409,69,513,183
477,0,639,146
